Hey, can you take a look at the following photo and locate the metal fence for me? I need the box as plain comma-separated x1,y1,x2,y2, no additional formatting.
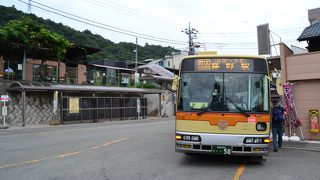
62,97,147,122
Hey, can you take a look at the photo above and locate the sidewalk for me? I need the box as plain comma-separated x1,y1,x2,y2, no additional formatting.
0,116,175,131
282,140,320,152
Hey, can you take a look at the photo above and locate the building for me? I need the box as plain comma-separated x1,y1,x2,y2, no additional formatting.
308,7,320,25
277,16,320,140
87,59,135,87
161,51,188,70
0,45,99,84
0,46,165,127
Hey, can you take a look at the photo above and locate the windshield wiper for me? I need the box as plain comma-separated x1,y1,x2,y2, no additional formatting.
197,96,221,115
197,106,210,115
224,96,249,117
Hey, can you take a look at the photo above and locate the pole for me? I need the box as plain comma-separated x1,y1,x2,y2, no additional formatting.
135,38,138,70
59,91,63,124
3,101,6,127
22,90,26,127
135,38,138,86
22,49,26,80
188,22,192,55
158,93,161,117
182,23,198,55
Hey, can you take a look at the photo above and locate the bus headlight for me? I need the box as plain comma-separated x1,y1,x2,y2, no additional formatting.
176,134,201,142
256,122,267,131
183,135,191,141
191,136,200,142
244,137,266,144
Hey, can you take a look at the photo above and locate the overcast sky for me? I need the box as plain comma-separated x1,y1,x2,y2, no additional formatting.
1,0,320,56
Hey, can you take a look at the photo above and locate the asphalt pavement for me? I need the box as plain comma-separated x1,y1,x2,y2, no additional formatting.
0,116,319,180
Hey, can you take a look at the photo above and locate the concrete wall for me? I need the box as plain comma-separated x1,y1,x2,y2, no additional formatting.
144,91,175,117
0,91,57,126
291,80,320,140
286,52,320,81
0,88,171,126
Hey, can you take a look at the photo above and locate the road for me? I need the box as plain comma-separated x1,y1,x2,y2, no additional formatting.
0,117,319,180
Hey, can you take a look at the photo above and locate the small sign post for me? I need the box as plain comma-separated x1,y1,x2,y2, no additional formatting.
1,95,10,129
137,98,141,119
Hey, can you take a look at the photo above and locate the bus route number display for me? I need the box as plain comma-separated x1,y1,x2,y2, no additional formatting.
195,59,253,72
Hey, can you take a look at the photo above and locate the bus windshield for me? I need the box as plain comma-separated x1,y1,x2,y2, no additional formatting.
178,72,269,113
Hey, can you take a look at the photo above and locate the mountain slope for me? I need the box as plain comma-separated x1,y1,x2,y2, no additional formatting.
0,5,180,61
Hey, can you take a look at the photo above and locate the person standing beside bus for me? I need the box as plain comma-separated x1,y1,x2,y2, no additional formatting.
272,102,286,152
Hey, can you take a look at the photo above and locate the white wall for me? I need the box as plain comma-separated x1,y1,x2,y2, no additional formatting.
144,91,175,117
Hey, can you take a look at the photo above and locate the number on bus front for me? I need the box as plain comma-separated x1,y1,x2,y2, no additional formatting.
224,149,231,155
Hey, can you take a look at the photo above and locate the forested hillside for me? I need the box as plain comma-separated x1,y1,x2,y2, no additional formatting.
0,5,180,61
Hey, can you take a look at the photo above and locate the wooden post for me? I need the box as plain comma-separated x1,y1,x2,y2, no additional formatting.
22,90,25,127
60,91,63,124
158,93,161,117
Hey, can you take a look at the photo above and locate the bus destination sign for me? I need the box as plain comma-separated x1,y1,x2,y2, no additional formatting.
195,59,253,72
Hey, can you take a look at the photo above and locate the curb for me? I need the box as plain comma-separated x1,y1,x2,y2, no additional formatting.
281,140,320,152
0,125,9,129
0,116,175,130
282,146,320,152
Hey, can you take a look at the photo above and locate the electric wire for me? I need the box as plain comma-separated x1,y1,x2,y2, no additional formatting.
13,0,306,52
82,0,184,29
16,0,188,45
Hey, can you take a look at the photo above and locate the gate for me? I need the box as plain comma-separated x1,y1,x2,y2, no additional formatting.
62,97,147,122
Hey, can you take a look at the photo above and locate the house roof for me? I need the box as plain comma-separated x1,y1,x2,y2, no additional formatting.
7,82,164,94
90,64,135,72
137,64,174,78
297,22,320,41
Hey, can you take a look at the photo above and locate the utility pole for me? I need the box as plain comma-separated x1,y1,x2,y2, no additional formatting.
182,22,199,55
27,0,32,14
135,37,138,70
134,37,138,86
22,49,26,80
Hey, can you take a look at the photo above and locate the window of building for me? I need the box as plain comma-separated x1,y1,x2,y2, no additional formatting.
33,64,58,82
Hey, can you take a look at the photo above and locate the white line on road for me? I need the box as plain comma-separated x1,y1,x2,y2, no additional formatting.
0,137,128,169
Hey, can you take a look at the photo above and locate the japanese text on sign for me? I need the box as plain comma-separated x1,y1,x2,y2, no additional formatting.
195,59,252,72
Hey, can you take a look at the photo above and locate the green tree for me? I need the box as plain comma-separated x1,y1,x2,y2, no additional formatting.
0,5,181,62
0,18,70,60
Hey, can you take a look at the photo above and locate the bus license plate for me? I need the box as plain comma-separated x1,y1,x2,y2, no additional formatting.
212,145,231,155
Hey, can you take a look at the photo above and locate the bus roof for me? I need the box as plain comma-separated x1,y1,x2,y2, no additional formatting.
182,54,267,61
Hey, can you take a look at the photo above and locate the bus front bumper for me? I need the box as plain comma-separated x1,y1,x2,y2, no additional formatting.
175,131,270,156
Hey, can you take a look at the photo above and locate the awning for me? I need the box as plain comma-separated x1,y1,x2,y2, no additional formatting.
91,64,135,72
137,64,174,78
7,82,164,94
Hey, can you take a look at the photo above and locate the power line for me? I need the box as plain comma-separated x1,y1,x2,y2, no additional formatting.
16,0,188,45
29,0,187,44
82,0,184,30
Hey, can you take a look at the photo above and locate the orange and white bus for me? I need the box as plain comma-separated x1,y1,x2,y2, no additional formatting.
174,54,271,159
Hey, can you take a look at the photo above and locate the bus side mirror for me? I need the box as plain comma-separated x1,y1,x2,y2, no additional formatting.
265,75,272,82
172,75,180,91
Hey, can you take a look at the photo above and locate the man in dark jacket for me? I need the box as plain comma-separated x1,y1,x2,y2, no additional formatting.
272,102,286,152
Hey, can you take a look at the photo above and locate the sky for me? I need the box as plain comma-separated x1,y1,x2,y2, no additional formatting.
1,0,320,56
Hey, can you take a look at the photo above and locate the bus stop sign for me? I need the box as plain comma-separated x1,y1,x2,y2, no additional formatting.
0,95,10,102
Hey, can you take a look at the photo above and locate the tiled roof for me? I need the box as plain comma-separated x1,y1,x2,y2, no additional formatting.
297,22,320,41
